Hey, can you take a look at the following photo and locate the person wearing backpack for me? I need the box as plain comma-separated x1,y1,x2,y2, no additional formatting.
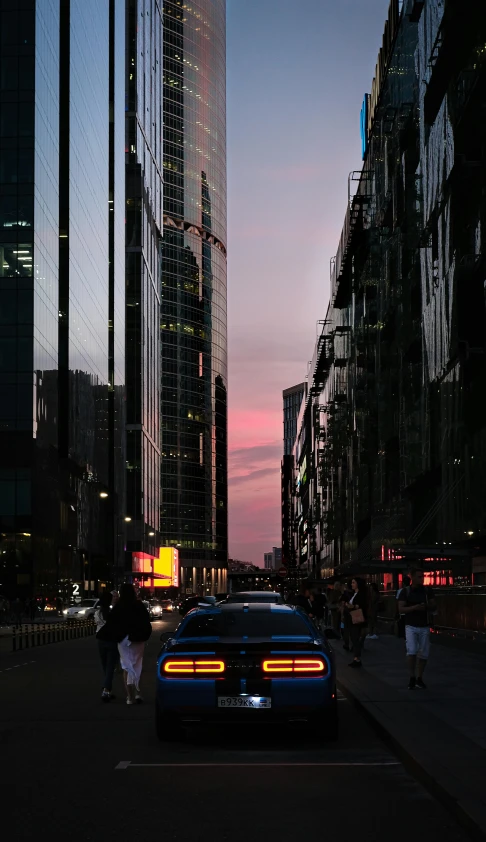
102,583,152,705
398,567,436,690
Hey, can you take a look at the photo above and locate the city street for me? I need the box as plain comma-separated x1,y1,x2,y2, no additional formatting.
0,618,469,842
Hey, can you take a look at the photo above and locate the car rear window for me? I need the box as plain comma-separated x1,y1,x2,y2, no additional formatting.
180,612,311,638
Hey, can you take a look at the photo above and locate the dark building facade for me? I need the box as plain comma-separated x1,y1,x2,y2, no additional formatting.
124,0,163,570
0,0,125,600
286,0,486,585
161,0,228,595
281,382,306,567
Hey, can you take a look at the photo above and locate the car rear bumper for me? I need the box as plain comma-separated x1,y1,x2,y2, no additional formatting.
156,677,335,720
156,700,336,725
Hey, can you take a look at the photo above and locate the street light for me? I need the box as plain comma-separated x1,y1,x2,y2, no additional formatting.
148,531,155,536
124,516,132,522
100,492,108,499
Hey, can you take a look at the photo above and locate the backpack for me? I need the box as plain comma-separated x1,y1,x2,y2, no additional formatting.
128,603,152,643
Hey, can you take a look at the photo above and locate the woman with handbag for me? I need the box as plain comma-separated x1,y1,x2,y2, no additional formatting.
103,583,152,705
344,577,368,668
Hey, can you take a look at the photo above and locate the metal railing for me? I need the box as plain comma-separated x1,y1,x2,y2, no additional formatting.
11,620,96,652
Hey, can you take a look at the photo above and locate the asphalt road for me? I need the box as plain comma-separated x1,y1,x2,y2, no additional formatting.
0,616,470,842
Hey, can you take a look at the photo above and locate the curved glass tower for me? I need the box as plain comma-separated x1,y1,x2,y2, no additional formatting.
161,0,227,594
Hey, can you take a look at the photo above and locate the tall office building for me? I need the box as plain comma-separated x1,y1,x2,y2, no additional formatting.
124,0,163,571
0,0,125,600
161,0,228,595
264,548,282,570
283,383,306,456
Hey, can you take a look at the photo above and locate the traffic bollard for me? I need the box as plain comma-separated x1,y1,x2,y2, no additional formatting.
12,626,16,652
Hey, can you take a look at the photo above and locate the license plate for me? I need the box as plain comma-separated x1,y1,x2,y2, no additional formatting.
217,696,271,709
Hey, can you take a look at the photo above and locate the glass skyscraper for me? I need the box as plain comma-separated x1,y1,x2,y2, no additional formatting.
0,0,125,600
124,0,163,568
283,383,306,456
161,0,228,595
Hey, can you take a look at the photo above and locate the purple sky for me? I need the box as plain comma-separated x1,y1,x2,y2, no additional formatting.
226,0,390,565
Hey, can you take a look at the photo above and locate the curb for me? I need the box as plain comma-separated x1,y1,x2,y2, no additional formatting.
337,677,486,842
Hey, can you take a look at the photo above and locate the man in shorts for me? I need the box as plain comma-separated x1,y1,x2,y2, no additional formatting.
398,567,436,690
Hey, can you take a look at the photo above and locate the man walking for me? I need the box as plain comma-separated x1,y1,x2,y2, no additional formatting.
398,567,436,690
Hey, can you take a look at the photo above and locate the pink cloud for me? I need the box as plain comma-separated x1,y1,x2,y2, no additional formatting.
228,437,282,564
228,408,281,450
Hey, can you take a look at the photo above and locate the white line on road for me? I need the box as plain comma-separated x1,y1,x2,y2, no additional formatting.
0,660,36,675
116,761,401,770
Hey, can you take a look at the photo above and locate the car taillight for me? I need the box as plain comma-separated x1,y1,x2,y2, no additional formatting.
162,659,225,676
262,658,326,674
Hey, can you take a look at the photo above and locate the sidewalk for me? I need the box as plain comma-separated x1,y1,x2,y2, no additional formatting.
335,634,486,837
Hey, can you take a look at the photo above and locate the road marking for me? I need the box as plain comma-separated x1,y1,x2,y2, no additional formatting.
0,660,36,675
116,761,400,770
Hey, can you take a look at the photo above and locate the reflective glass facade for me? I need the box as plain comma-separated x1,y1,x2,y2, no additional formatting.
161,0,228,591
0,0,125,599
125,0,162,566
283,383,305,457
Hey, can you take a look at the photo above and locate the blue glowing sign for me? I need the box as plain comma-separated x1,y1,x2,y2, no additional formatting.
360,94,370,160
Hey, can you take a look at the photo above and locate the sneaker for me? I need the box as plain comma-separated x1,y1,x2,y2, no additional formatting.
416,678,427,690
126,698,135,705
101,690,111,702
408,677,416,690
135,693,143,703
348,660,362,668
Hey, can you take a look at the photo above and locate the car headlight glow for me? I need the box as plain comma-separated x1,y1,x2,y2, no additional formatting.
62,609,68,615
78,609,86,615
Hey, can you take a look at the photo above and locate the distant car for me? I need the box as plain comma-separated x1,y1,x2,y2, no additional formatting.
160,599,175,613
62,599,99,620
146,601,163,619
156,602,338,741
179,596,215,616
223,591,284,604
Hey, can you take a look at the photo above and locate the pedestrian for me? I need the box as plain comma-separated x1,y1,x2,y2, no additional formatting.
340,580,353,651
13,597,23,627
312,587,327,631
328,580,343,638
398,567,436,690
395,575,410,638
343,577,368,668
367,582,381,640
104,583,152,705
95,592,118,702
294,583,315,619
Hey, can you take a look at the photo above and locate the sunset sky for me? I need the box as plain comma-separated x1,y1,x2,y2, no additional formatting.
226,0,390,565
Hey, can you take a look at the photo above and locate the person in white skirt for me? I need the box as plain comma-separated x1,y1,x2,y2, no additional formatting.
105,583,152,705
